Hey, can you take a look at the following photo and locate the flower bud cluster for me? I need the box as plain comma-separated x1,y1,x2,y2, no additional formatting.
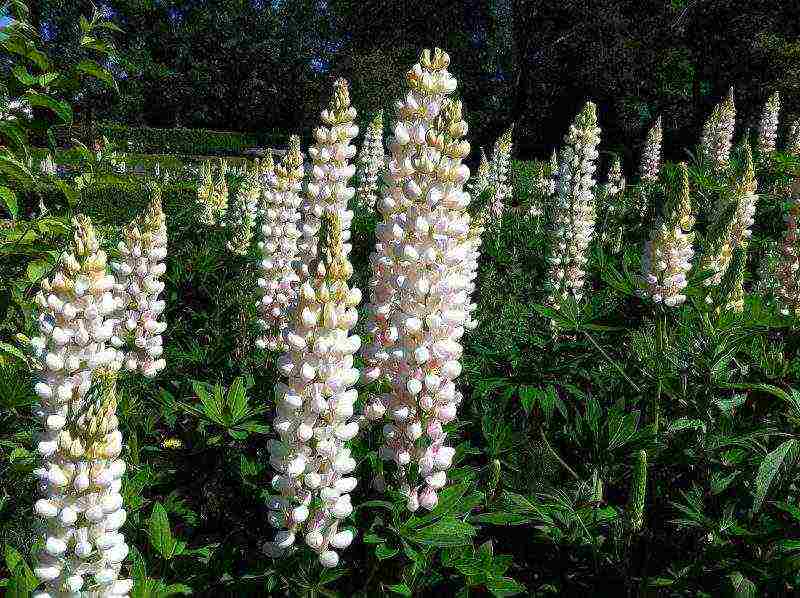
256,137,305,351
776,179,800,316
30,216,131,597
700,88,736,171
487,127,513,219
226,164,261,255
196,160,229,226
469,147,490,201
362,48,459,386
641,163,695,307
110,185,168,377
256,151,275,220
545,102,601,306
600,156,626,252
264,212,362,568
364,51,477,512
357,111,385,210
699,144,757,294
757,91,781,157
296,79,358,283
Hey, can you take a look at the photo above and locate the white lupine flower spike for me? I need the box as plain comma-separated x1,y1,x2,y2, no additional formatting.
256,137,305,352
364,48,481,511
700,87,736,172
787,119,800,158
640,163,695,307
776,179,800,315
265,211,363,568
469,147,490,201
757,91,780,157
296,78,358,284
31,216,131,597
110,184,168,377
226,163,261,255
487,126,513,219
545,101,601,307
196,159,229,226
357,111,385,210
640,116,662,185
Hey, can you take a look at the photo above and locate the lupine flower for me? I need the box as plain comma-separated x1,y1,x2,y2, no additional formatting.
226,164,261,255
296,79,358,284
30,216,131,598
757,91,781,157
256,137,304,352
365,49,477,512
640,162,695,307
699,143,757,300
640,116,662,184
357,111,385,210
775,179,800,316
545,101,601,306
264,211,362,568
469,147,490,201
362,49,458,387
487,126,513,219
110,184,168,377
700,87,736,171
196,160,229,226
41,153,57,176
786,118,800,157
600,156,626,252
256,150,275,222
626,449,647,533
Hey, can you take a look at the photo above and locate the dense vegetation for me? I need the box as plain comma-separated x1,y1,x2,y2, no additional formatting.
2,2,800,597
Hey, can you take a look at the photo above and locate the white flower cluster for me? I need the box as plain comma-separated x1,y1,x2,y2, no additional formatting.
110,184,168,377
601,156,626,252
776,179,800,316
786,118,800,158
641,163,695,307
362,49,459,387
264,212,362,568
226,164,261,255
31,215,131,597
296,78,358,283
757,91,781,157
469,147,490,201
700,88,736,171
364,49,478,512
357,111,385,210
546,102,601,306
640,116,662,184
487,126,513,219
256,137,305,352
196,160,229,226
41,153,57,176
700,144,758,293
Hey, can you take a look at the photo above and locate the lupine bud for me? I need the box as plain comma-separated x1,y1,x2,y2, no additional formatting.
626,449,648,533
699,87,736,172
756,91,780,157
775,178,800,315
487,126,514,219
226,163,261,255
196,159,229,225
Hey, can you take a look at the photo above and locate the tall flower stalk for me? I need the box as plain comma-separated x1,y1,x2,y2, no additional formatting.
110,183,168,377
31,216,131,597
296,79,358,284
468,147,490,201
357,111,385,210
487,126,513,219
600,156,626,252
700,87,736,171
362,49,457,387
640,116,662,184
226,164,261,255
775,179,800,316
196,160,229,226
256,137,304,352
365,49,476,512
699,143,757,301
786,118,800,157
640,163,695,307
545,101,601,306
757,91,781,157
264,211,362,568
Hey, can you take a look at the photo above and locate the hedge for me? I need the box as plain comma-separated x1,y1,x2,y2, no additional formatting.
51,122,287,156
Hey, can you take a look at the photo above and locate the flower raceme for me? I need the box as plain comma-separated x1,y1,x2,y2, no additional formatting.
362,48,459,388
296,78,358,284
776,179,800,316
357,110,385,210
31,215,132,597
640,163,695,307
196,159,229,226
256,136,305,352
545,101,601,306
110,183,168,377
757,91,781,157
468,146,490,201
640,116,662,184
264,211,362,569
487,126,513,219
700,87,736,172
226,163,261,255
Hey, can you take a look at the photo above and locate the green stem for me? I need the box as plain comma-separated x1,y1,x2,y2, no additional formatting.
583,330,641,394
